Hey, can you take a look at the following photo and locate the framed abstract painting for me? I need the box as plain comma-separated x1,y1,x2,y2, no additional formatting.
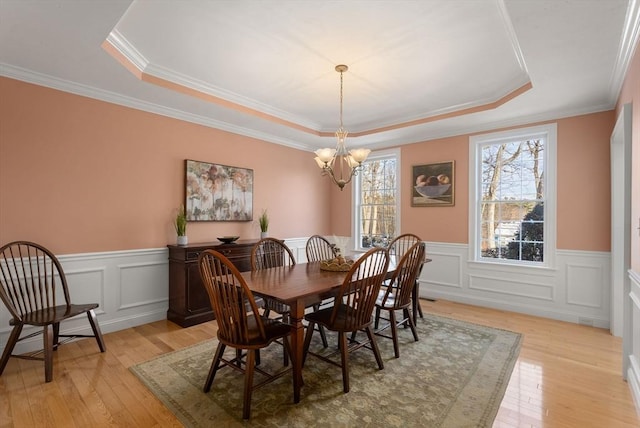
184,159,253,221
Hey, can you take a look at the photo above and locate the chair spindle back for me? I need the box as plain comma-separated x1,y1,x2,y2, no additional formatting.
305,235,337,262
198,250,265,344
331,247,389,330
0,241,71,322
251,238,296,270
380,242,425,309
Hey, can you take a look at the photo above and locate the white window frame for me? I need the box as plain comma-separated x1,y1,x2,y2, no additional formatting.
353,148,401,252
468,123,557,269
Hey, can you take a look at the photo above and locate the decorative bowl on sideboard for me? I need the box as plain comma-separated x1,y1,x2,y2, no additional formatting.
217,236,240,244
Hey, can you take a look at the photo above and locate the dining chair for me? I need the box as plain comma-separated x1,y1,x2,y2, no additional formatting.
374,242,425,358
302,246,390,393
250,238,296,321
198,249,293,420
0,241,106,382
387,233,425,321
304,235,339,346
251,238,297,363
305,234,337,262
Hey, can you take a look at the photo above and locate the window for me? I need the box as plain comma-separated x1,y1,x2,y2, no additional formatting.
354,148,400,250
469,124,556,267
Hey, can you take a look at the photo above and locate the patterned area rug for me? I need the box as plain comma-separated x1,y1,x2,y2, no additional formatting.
131,314,521,427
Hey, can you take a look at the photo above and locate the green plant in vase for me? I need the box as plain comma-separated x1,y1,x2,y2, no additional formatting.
175,205,188,245
259,209,269,238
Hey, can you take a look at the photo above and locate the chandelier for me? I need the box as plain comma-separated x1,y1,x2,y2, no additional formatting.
314,65,370,190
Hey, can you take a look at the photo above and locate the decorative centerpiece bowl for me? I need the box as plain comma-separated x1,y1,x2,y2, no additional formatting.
217,236,240,244
320,257,355,272
415,184,451,198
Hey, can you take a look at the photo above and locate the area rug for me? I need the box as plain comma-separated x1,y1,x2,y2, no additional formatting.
130,314,521,427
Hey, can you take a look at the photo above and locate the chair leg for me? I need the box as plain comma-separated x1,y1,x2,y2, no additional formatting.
0,324,22,376
312,305,329,348
365,326,384,370
339,332,350,393
204,343,226,392
317,325,329,348
53,322,60,350
302,321,315,365
87,309,106,352
389,309,400,358
43,324,54,382
243,349,256,420
413,281,424,323
374,306,381,330
417,281,424,319
404,308,419,342
282,314,290,366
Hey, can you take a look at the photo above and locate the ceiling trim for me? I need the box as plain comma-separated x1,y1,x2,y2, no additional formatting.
610,0,640,103
0,62,615,153
103,32,322,132
0,63,310,152
102,30,147,80
103,33,534,140
341,82,533,138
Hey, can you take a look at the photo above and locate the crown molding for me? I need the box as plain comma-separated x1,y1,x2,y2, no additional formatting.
143,62,322,132
104,29,149,73
0,63,310,152
0,63,616,154
610,0,640,103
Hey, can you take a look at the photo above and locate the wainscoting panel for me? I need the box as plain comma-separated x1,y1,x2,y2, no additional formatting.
0,248,169,355
419,243,611,329
628,270,640,413
118,261,168,310
566,263,606,309
285,237,310,264
0,240,617,359
468,274,554,301
64,267,107,315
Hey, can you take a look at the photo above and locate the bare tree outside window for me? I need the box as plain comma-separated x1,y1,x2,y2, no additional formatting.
359,157,397,248
480,138,545,262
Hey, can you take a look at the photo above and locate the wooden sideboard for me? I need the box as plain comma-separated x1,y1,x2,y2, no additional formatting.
167,239,259,327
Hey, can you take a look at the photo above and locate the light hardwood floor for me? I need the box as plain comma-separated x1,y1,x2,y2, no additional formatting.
0,299,638,427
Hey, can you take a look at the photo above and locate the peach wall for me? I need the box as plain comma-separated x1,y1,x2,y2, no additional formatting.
1,77,617,256
615,42,640,271
0,77,332,255
556,112,614,250
401,136,469,243
331,112,614,251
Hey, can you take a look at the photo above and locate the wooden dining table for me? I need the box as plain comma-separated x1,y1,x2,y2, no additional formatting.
239,257,397,403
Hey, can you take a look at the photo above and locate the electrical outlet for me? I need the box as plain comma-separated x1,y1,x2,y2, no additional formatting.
578,317,594,326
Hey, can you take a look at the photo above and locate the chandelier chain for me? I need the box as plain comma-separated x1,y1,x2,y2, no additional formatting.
339,69,344,129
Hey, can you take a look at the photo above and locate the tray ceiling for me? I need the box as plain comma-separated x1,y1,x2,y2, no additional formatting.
1,0,638,152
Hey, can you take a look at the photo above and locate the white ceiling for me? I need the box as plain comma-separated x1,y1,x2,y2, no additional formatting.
1,0,638,153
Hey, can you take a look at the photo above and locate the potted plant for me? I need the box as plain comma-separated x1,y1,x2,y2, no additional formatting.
175,205,188,245
258,209,269,238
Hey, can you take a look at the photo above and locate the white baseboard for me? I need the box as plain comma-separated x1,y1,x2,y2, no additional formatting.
629,355,640,417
